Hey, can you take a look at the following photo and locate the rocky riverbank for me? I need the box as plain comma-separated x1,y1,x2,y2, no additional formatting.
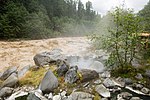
0,48,150,100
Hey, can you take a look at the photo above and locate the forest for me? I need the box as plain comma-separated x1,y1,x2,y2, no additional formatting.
0,0,99,39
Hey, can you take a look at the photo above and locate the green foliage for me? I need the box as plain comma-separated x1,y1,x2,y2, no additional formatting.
138,1,150,32
0,0,99,39
0,1,28,38
92,7,143,69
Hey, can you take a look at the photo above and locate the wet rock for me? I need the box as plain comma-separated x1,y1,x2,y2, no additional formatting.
34,49,63,66
90,61,105,73
103,78,115,88
0,66,17,80
141,87,149,94
101,71,110,78
135,73,143,80
79,69,99,82
0,87,13,98
1,73,18,88
65,69,78,84
130,97,141,100
123,78,133,85
119,92,132,100
67,92,94,100
94,79,101,85
145,70,150,78
39,70,58,93
7,90,28,100
95,84,110,98
18,65,31,79
56,60,69,76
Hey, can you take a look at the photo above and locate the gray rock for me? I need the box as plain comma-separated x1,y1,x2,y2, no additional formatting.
94,79,101,85
34,49,63,66
132,83,143,90
101,71,110,78
57,61,69,76
130,97,141,100
0,67,17,80
48,93,53,100
79,69,99,82
65,70,78,84
18,65,31,79
135,73,143,80
39,70,58,93
1,73,18,88
95,84,110,98
145,70,150,78
0,87,13,98
141,87,149,94
67,92,94,100
90,61,105,73
69,66,78,72
103,78,115,88
27,91,48,100
119,92,132,100
123,78,133,85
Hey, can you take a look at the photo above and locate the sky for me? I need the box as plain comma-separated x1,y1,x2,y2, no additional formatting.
81,0,149,16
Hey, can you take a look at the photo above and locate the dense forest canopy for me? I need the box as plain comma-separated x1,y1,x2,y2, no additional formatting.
0,0,99,39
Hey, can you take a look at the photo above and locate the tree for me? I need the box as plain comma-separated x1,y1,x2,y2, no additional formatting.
95,7,142,69
0,1,28,38
138,1,150,32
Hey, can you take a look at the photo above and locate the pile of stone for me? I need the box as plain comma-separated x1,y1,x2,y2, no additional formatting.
0,49,150,100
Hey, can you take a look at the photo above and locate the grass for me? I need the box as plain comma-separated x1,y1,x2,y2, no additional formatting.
19,65,57,87
19,67,47,87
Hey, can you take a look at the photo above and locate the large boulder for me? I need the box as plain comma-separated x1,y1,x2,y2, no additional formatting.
67,92,94,100
33,49,63,66
0,66,17,80
39,70,58,93
79,69,99,82
65,68,78,84
1,73,18,88
18,65,31,79
95,84,110,98
0,87,13,98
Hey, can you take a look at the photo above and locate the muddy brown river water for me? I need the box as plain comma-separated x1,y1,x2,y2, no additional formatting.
0,37,91,71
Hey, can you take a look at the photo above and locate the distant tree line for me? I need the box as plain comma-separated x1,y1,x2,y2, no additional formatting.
138,0,150,32
0,0,99,39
